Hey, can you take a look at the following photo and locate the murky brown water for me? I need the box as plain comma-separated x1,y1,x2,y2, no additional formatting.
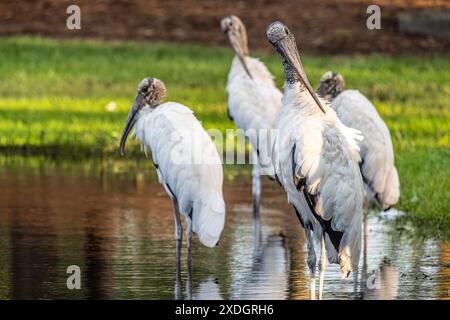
0,157,448,300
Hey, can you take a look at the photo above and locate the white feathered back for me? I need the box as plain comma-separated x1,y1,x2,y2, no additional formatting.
134,102,225,247
331,90,400,209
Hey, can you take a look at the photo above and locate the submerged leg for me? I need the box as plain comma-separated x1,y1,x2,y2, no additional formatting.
353,267,360,299
251,150,261,223
318,234,327,300
172,199,183,299
185,214,193,300
363,198,369,265
175,234,182,300
305,229,317,300
359,198,369,297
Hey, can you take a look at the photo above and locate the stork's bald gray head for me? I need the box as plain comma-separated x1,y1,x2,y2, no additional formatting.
317,71,345,101
221,15,252,79
136,77,166,107
119,77,166,155
266,21,326,113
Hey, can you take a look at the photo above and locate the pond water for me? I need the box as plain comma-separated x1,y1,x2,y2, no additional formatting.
0,158,448,300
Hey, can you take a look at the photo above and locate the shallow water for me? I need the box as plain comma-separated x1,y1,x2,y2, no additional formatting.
0,159,448,300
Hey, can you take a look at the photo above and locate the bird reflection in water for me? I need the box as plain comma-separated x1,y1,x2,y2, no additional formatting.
174,239,193,300
361,257,399,300
231,231,290,300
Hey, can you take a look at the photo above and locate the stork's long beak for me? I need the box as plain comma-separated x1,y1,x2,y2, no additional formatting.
227,31,253,80
277,38,326,113
119,93,145,156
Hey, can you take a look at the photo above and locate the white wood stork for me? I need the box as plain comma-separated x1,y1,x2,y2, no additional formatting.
221,15,282,222
316,71,400,211
266,22,365,299
119,78,226,287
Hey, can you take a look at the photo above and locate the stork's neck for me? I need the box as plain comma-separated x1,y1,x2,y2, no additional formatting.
281,57,303,87
282,82,321,114
278,48,314,92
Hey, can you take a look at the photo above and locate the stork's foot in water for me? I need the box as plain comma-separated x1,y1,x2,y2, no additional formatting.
175,238,182,300
318,235,327,300
173,202,183,300
251,152,261,223
185,216,193,300
305,230,317,300
185,249,192,300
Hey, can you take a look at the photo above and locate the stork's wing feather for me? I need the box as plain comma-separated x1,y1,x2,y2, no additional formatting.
332,90,400,209
134,102,225,247
227,56,282,174
275,94,364,274
298,118,363,275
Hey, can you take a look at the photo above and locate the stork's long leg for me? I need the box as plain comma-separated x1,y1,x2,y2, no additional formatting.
185,214,193,300
173,199,182,241
353,267,360,299
173,200,182,299
185,254,192,300
304,229,317,300
175,235,182,300
358,197,369,297
363,197,369,266
318,233,327,300
186,213,192,256
251,149,261,223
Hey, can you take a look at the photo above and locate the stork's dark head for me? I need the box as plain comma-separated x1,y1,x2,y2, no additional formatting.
266,21,294,47
317,71,345,101
221,15,252,79
119,77,166,155
138,77,166,107
266,21,326,113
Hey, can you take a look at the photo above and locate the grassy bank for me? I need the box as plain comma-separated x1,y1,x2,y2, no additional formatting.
0,36,449,238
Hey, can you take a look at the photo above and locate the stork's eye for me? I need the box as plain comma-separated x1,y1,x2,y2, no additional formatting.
285,28,289,35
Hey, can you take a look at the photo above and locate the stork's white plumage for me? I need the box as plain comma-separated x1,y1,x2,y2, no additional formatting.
222,15,282,219
119,78,225,258
226,56,282,150
266,22,365,300
135,102,225,247
317,72,400,210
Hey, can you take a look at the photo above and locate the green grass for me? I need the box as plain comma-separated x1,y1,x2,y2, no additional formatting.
0,36,449,238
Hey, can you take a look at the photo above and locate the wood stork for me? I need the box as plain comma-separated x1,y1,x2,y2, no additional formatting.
221,15,282,223
266,22,365,299
119,78,226,289
316,71,400,211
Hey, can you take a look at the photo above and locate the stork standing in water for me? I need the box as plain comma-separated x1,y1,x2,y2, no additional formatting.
119,78,226,296
317,73,400,276
316,71,400,211
266,22,365,299
221,15,282,224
